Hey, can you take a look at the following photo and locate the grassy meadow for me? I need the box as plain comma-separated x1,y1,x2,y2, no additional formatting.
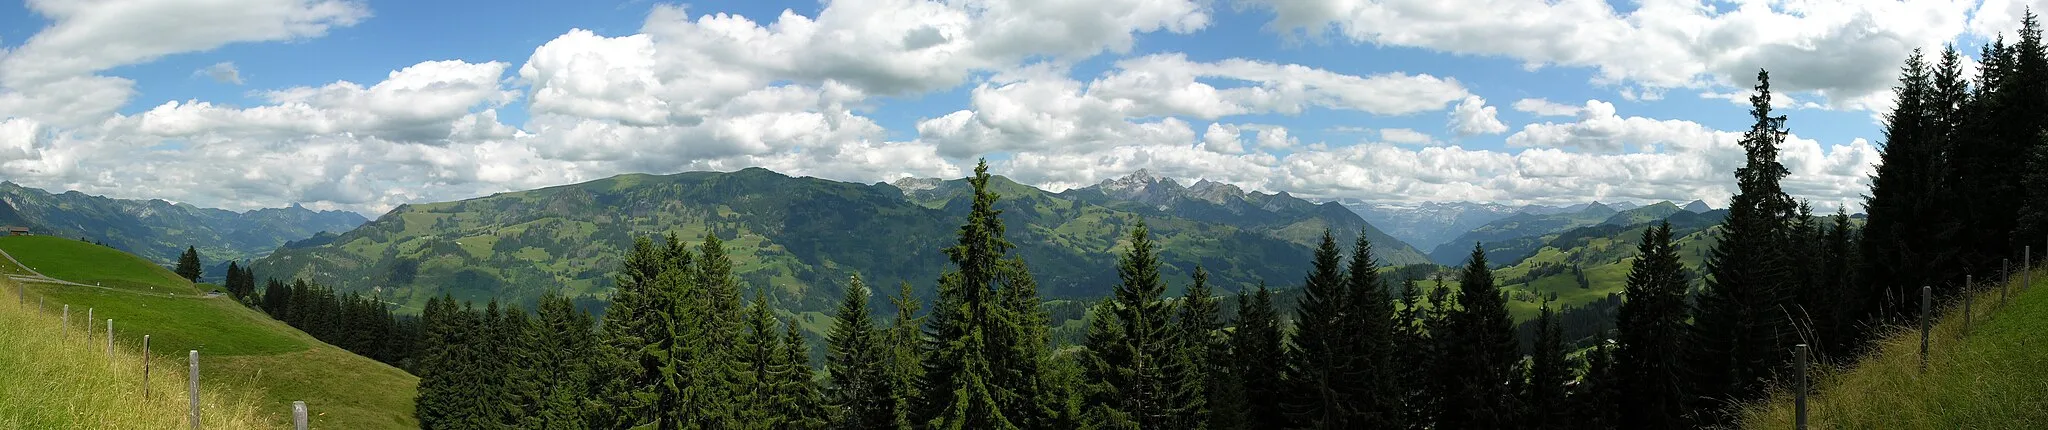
0,276,271,429
0,236,419,429
1740,266,2048,429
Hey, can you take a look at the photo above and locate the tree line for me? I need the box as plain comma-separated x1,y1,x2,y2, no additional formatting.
390,159,1622,429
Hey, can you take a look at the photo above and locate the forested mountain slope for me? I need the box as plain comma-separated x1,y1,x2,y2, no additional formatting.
252,168,1425,313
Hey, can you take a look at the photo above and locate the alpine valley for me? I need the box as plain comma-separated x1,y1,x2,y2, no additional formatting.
0,181,366,272
249,168,1433,313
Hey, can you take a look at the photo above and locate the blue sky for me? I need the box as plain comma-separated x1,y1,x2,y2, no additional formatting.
0,0,2037,215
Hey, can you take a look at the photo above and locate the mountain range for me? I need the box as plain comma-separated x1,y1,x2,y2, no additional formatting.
249,168,1431,314
1329,198,1716,253
0,182,366,270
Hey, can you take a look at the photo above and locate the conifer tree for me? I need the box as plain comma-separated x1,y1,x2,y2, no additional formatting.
1615,221,1690,428
1172,266,1225,429
1688,69,1801,424
223,262,245,300
992,256,1056,428
175,246,202,282
1229,283,1288,428
592,237,654,425
1974,11,2048,272
261,278,290,318
826,275,891,429
1435,244,1518,429
1418,275,1457,430
1819,210,1861,359
414,295,458,429
738,297,782,427
920,159,1021,429
1340,232,1399,428
486,300,531,426
1523,301,1572,430
1391,277,1431,429
777,319,829,429
1082,221,1181,428
885,282,925,429
1574,340,1621,430
524,293,594,429
1281,229,1348,428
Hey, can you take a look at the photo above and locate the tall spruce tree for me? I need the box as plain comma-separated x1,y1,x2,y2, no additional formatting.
1859,45,1966,323
885,282,925,429
1435,244,1518,428
1340,231,1399,428
1523,301,1572,430
525,293,594,429
592,236,688,427
1082,221,1182,428
1574,340,1621,430
992,256,1056,428
776,319,829,429
261,278,289,318
1819,209,1861,360
920,159,1023,429
1230,283,1288,429
1392,277,1431,429
1688,69,1801,424
826,275,891,429
1951,12,2045,283
1172,266,1226,429
175,246,202,282
1418,274,1458,430
1615,221,1691,428
1280,230,1349,428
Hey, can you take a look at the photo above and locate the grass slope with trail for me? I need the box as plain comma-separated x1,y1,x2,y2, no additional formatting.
1741,266,2048,429
0,235,419,429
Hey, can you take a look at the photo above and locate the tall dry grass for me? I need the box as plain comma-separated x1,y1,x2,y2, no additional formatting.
1739,267,2048,429
0,277,272,429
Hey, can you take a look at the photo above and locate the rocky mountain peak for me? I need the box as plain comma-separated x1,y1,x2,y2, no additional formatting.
890,177,945,192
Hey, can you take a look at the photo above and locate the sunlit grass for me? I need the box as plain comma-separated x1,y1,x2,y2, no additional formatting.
0,277,270,429
1740,267,2048,429
3,236,419,429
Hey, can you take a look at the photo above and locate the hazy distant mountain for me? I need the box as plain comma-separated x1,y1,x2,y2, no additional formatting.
1329,200,1525,251
1683,200,1714,213
1056,170,1432,266
0,182,366,269
1427,202,1624,265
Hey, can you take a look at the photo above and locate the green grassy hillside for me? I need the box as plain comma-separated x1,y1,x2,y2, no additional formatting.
1740,267,2048,429
0,276,272,429
0,235,418,429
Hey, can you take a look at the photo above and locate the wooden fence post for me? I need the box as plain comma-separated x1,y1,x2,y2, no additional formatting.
61,304,68,337
189,350,200,430
105,319,113,358
1795,343,1809,430
293,401,308,430
143,335,151,400
1920,285,1932,373
85,308,92,337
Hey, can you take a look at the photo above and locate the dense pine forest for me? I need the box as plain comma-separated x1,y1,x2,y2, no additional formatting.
219,14,2048,430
